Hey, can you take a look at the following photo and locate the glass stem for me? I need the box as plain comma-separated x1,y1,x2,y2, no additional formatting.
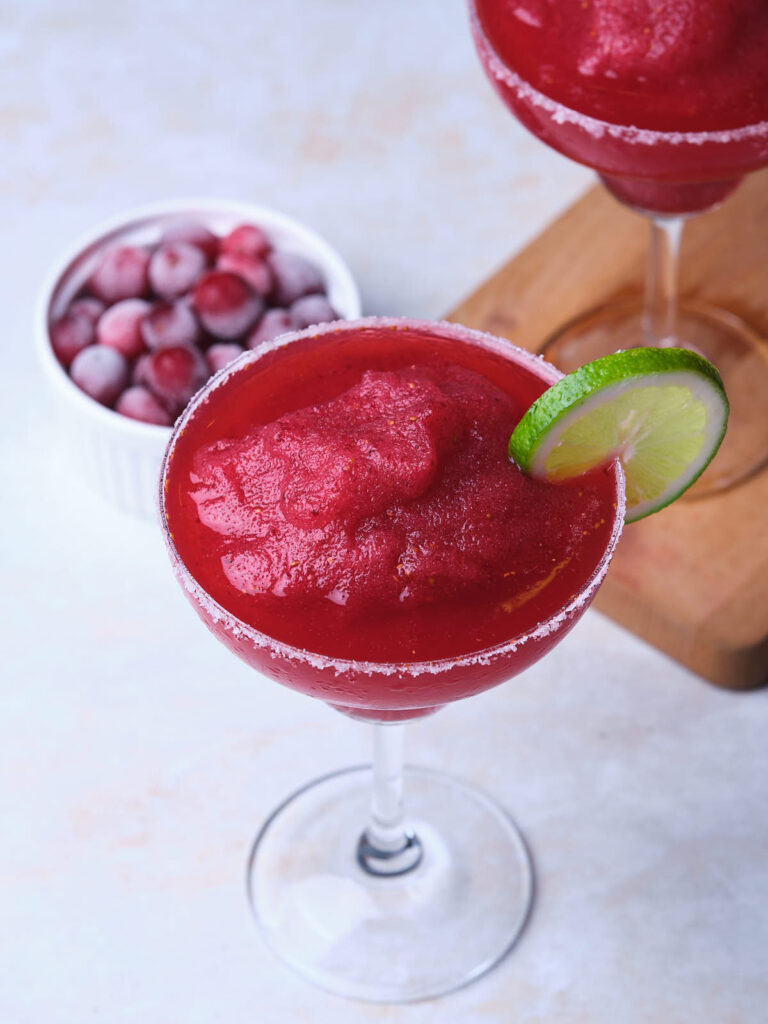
357,723,422,876
643,215,684,346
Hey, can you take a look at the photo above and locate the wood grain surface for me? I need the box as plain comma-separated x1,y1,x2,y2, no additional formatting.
449,170,768,690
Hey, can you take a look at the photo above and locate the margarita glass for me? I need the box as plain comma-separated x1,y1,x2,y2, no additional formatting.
160,317,625,1001
469,0,768,493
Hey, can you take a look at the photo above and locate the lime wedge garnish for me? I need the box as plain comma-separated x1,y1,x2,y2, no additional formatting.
509,348,729,522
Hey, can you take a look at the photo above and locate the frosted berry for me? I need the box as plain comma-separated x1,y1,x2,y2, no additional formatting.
216,252,273,296
68,297,106,325
50,312,94,368
192,271,263,339
246,308,297,348
144,344,208,413
206,342,244,375
132,352,151,387
116,386,173,426
160,222,219,264
290,294,338,329
148,242,207,300
89,245,150,303
70,345,129,406
96,299,150,359
141,300,200,350
220,223,270,261
267,250,324,306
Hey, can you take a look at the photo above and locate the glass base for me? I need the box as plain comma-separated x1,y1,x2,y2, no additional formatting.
247,765,534,1003
540,297,768,496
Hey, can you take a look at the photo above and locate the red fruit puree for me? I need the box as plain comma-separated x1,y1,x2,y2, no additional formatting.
165,324,618,672
476,0,768,134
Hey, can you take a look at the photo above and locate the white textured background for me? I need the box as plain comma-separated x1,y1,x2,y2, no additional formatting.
2,2,767,1022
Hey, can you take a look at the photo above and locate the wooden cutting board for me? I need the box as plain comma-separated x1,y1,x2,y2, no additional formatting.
448,170,768,690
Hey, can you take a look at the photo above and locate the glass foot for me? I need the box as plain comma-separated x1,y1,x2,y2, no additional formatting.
540,297,768,496
247,765,533,1003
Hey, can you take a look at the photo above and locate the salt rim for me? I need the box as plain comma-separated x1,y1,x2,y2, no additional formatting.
158,316,626,685
468,0,768,147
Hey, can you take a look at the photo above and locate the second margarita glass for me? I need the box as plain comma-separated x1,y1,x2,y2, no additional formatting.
469,0,768,493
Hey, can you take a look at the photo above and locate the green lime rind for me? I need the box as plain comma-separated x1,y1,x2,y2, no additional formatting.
509,348,729,523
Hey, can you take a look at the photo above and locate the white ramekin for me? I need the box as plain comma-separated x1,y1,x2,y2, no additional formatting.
35,199,362,520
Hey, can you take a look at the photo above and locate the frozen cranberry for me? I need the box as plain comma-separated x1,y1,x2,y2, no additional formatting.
50,312,94,368
116,386,173,426
160,222,219,264
96,299,150,359
246,308,297,348
132,352,151,387
206,342,244,375
220,223,271,261
70,345,129,406
192,271,263,339
148,242,207,300
89,245,150,303
144,344,208,414
216,252,273,296
290,294,339,329
68,297,106,325
267,251,324,306
141,300,200,350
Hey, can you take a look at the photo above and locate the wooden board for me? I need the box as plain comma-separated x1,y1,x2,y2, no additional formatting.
448,170,768,690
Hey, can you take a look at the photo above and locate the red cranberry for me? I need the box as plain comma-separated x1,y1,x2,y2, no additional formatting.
70,345,129,406
206,342,244,375
290,294,338,329
141,300,200,350
50,312,94,368
148,242,207,300
221,223,271,261
160,222,219,264
96,299,150,359
68,297,106,325
246,308,297,348
116,386,173,426
192,271,263,339
267,251,324,306
89,245,150,303
216,252,273,296
144,344,208,413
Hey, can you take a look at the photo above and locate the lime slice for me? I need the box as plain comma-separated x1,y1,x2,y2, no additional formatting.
509,348,729,522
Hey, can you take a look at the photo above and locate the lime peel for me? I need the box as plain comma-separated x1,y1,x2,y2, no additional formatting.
509,348,729,522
